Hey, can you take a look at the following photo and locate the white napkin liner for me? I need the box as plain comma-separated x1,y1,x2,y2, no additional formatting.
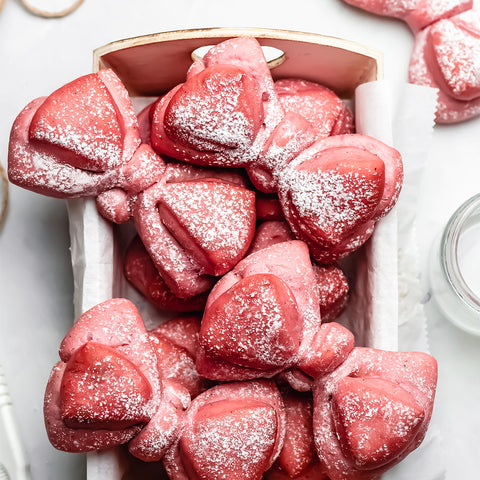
357,80,445,480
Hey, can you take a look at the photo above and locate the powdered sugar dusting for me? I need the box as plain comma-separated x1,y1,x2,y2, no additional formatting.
11,142,117,196
150,333,203,397
59,299,162,418
275,78,345,138
133,182,215,298
315,265,348,305
29,75,123,171
44,362,141,453
314,264,349,321
8,97,121,197
279,164,382,245
128,401,183,461
32,118,121,169
409,21,480,122
333,381,423,466
160,180,255,265
343,0,417,17
312,348,437,478
152,38,284,169
201,276,300,368
421,0,473,25
209,241,322,363
256,113,317,179
61,346,151,427
165,70,257,152
431,18,480,99
185,403,276,479
277,391,314,477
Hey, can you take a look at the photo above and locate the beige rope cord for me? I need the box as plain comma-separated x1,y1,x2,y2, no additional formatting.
20,0,84,18
0,162,8,233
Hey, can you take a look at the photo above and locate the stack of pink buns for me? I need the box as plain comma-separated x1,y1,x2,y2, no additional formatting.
7,34,437,479
44,298,437,480
9,35,402,304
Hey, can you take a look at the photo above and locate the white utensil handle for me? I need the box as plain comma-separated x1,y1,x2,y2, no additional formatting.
0,367,30,480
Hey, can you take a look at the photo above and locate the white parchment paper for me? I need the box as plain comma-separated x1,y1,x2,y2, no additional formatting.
356,80,445,480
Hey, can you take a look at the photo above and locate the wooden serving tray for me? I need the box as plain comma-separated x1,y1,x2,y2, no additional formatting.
66,27,393,480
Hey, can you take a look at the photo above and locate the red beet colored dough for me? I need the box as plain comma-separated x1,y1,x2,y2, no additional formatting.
255,194,285,221
127,378,190,462
60,342,153,430
8,69,142,198
248,111,317,193
248,220,350,323
124,235,209,312
128,317,208,463
133,175,256,299
163,380,285,480
277,134,403,263
201,273,302,370
312,347,438,480
44,362,142,452
44,299,161,452
148,34,403,262
196,241,354,382
313,264,349,323
247,220,295,255
263,388,329,479
264,460,328,480
197,241,319,381
272,390,315,478
342,0,472,32
44,298,195,462
275,78,354,137
151,37,283,169
153,315,202,360
343,1,480,123
9,36,404,266
125,160,254,303
158,179,255,276
149,323,207,398
164,65,264,151
409,10,480,123
59,299,160,399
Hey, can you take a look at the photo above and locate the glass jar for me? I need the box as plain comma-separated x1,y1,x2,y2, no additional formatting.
429,193,480,335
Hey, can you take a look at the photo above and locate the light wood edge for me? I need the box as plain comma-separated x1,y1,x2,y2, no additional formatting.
0,0,6,14
92,26,384,79
0,162,9,233
21,0,84,18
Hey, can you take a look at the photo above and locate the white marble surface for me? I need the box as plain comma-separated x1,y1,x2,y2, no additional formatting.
0,0,479,479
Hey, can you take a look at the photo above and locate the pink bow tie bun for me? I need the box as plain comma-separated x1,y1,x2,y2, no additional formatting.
277,133,402,263
163,380,285,480
196,241,355,382
313,347,438,479
410,10,480,122
343,0,480,122
8,70,146,198
343,0,472,31
132,163,256,299
44,299,162,452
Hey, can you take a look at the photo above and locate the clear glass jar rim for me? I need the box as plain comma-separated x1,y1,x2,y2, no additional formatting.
441,193,480,313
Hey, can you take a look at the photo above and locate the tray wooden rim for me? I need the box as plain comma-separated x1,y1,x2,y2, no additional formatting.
92,27,383,96
94,27,382,65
